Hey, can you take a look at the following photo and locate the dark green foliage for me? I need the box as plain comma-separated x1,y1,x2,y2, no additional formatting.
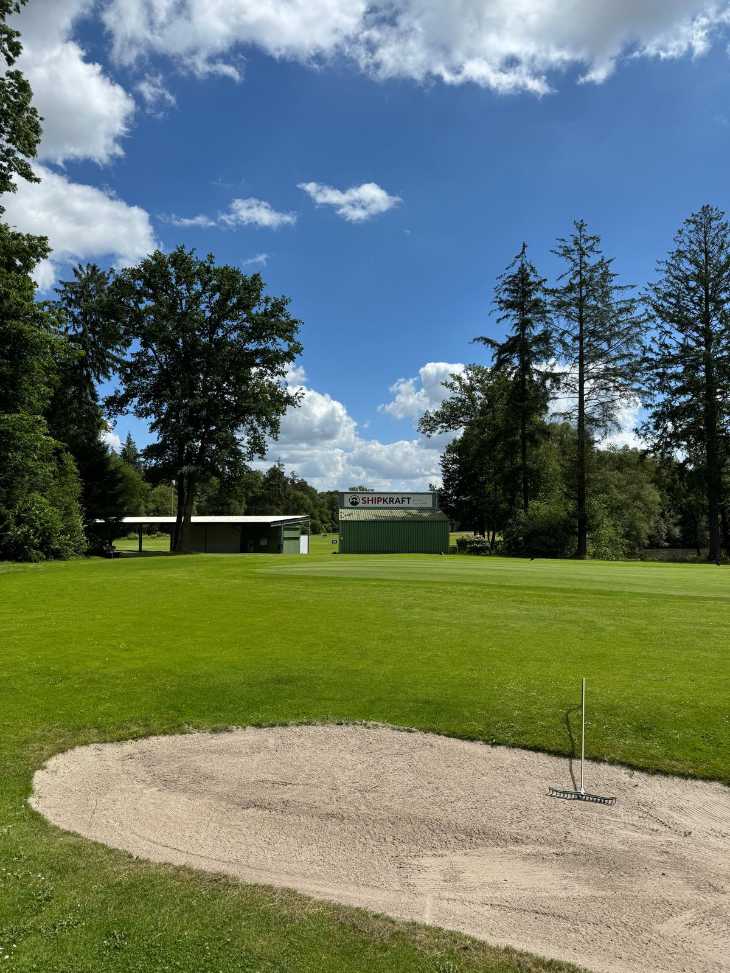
551,220,643,557
108,247,303,552
0,413,84,560
642,205,730,562
421,367,519,545
476,243,554,513
48,265,132,536
195,463,338,533
588,448,663,559
120,432,141,468
0,224,60,415
0,0,41,200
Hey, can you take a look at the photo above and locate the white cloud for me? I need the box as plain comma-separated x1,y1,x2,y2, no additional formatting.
221,197,297,228
242,252,269,268
99,1,730,95
164,198,296,230
163,213,217,228
102,428,122,452
101,0,366,76
298,181,401,222
277,386,358,450
259,367,444,489
380,361,466,420
4,165,157,287
136,72,176,114
15,0,135,164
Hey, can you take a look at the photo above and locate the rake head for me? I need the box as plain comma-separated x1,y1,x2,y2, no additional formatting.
548,786,616,806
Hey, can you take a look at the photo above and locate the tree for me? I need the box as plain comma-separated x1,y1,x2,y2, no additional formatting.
421,366,519,542
0,413,84,561
0,0,41,197
109,247,303,552
552,220,642,558
0,0,85,560
642,205,730,562
475,243,553,513
49,265,128,534
120,432,141,469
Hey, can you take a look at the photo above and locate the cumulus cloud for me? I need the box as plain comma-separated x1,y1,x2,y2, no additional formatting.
220,197,297,228
258,367,444,489
3,165,157,288
15,0,134,164
99,1,730,95
380,361,466,420
298,181,401,222
163,198,296,230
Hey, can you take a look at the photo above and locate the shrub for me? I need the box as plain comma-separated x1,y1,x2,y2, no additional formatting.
502,498,574,557
0,413,85,561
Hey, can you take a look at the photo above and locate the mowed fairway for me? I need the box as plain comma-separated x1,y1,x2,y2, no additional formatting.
1,552,728,973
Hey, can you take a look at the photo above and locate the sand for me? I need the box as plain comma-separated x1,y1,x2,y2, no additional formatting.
30,724,730,973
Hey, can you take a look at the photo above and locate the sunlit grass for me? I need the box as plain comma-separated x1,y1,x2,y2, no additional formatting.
1,551,727,972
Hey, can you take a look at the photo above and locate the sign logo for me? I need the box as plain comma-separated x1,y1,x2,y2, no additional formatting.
339,491,438,510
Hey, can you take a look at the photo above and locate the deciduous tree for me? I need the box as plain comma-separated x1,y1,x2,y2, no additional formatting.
109,247,303,552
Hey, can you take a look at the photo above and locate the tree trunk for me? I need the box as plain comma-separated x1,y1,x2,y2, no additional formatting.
702,241,722,564
574,269,588,559
705,422,722,563
172,473,196,553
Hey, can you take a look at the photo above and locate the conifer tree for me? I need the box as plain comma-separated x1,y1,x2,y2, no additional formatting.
551,220,642,558
642,205,730,562
475,243,553,513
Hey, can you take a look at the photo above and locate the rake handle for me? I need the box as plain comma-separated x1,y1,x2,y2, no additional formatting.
580,677,586,795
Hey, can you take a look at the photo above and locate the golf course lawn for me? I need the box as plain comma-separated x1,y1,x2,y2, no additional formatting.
1,552,728,973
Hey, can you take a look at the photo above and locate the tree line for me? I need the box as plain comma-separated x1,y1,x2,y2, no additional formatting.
2,1,729,563
421,214,730,561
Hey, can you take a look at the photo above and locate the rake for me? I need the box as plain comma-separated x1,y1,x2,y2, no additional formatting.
548,678,616,806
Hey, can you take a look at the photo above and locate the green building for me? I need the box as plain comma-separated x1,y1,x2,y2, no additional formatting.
338,507,449,554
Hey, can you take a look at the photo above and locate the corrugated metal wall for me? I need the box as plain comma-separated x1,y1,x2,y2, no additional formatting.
340,519,448,554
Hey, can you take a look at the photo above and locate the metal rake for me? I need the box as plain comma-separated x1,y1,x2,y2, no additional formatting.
548,678,616,807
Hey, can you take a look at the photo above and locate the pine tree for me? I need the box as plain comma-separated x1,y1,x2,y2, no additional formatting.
551,220,643,558
49,264,128,533
475,243,553,514
120,433,141,469
642,205,730,562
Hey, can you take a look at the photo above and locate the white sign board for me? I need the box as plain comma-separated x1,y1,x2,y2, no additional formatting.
339,492,436,509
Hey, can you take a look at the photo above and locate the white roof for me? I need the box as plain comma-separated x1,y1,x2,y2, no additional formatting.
120,515,306,525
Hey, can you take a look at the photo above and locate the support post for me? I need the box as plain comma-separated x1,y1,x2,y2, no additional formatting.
138,526,143,553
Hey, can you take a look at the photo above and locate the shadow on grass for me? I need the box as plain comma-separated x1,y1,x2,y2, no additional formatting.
563,701,582,791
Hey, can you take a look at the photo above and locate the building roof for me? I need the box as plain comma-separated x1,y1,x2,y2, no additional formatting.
338,509,448,522
119,515,307,526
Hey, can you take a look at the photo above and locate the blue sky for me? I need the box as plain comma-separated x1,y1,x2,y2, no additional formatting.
7,1,730,488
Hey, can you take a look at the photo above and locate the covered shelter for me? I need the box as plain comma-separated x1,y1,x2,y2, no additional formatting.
338,508,449,554
120,515,310,554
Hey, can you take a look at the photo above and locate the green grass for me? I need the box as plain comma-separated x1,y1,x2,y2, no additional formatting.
1,552,728,973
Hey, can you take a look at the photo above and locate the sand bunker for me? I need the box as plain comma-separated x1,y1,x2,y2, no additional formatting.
31,724,729,973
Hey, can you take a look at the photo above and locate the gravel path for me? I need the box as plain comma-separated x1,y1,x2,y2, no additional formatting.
31,724,730,973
